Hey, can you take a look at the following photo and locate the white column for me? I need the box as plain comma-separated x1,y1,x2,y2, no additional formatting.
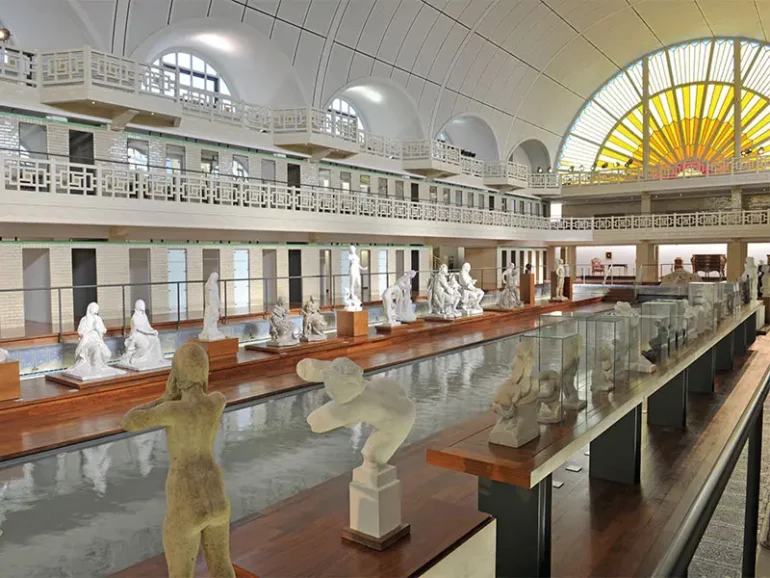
302,247,321,303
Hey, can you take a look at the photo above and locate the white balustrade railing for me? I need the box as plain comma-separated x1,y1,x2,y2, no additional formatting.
359,132,403,159
461,156,484,178
4,156,769,236
483,160,530,183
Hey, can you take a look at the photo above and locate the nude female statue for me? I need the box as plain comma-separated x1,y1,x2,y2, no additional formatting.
122,343,234,578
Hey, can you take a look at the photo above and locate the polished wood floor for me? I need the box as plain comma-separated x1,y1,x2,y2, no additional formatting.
117,333,770,577
0,299,607,463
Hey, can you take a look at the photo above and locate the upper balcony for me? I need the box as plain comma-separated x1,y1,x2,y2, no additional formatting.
402,140,463,179
272,108,360,160
483,161,529,191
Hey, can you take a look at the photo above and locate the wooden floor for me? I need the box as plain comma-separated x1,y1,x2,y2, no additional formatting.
116,332,770,577
0,298,606,463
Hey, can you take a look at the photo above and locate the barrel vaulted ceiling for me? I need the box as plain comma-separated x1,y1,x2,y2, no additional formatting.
4,0,770,163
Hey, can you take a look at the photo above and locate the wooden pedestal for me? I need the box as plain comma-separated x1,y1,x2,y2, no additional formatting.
342,523,411,551
337,310,369,337
234,564,259,578
764,297,770,324
247,337,349,355
187,337,239,367
0,360,20,402
375,323,410,334
520,273,536,305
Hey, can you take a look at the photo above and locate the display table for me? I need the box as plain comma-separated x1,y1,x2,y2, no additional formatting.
0,360,20,401
337,310,369,337
427,302,761,577
520,273,536,305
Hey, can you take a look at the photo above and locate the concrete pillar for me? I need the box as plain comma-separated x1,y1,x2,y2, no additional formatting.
727,240,747,281
731,186,742,211
566,246,577,278
276,248,289,302
249,248,263,314
637,241,658,283
546,246,556,279
302,247,321,303
641,192,651,214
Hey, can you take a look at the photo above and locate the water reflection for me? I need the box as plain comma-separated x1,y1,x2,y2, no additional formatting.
0,338,513,577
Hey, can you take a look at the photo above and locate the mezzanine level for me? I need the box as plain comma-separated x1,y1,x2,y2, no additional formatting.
1,156,768,244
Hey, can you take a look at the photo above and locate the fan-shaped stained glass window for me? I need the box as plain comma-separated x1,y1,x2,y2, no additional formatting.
558,39,770,173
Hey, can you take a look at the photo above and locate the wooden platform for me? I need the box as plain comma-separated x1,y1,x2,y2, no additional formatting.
46,367,166,391
246,337,353,355
0,297,605,463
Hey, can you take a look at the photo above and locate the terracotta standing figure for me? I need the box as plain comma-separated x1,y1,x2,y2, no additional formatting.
122,343,235,578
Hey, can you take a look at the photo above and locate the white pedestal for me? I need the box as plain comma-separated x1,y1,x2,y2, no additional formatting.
349,463,402,539
488,403,540,448
115,359,171,372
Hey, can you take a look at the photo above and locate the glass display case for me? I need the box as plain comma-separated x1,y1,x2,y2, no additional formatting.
718,281,739,318
639,313,670,364
636,285,689,301
688,282,719,332
520,318,586,424
641,300,685,353
585,315,632,392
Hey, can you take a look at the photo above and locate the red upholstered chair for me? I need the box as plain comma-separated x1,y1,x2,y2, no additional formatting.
591,257,604,274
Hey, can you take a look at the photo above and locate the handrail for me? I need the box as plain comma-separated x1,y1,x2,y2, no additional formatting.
652,356,770,577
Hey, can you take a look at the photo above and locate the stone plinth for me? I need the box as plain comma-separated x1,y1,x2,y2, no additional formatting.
0,360,20,402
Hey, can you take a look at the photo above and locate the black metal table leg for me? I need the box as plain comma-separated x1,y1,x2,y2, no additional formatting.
648,372,687,429
747,312,757,345
734,321,748,356
743,408,763,577
715,333,734,372
687,347,716,393
478,475,552,577
590,403,642,484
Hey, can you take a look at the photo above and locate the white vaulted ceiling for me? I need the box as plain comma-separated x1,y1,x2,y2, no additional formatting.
4,0,770,164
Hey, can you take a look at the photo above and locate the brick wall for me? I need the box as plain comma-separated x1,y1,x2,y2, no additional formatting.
301,247,320,303
0,244,24,331
249,248,263,313
276,248,289,302
186,246,203,315
149,246,169,316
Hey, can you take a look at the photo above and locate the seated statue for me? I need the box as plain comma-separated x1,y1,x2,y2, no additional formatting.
458,262,484,315
268,296,299,347
122,343,235,578
64,302,125,381
426,264,460,319
301,296,327,342
499,263,523,309
381,280,403,326
395,271,417,322
120,299,169,370
489,340,540,447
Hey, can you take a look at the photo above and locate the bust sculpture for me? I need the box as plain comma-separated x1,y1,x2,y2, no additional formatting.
499,263,523,309
553,258,568,301
395,271,417,322
347,246,367,312
458,262,484,315
426,264,460,319
268,296,299,347
743,257,759,301
120,300,169,370
199,273,225,341
64,302,126,381
122,343,235,578
299,357,416,544
301,296,327,342
489,340,540,447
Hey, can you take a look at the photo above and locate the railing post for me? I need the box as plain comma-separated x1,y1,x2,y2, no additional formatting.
57,287,63,342
121,285,126,336
83,46,92,87
743,407,762,577
176,282,181,330
223,280,228,323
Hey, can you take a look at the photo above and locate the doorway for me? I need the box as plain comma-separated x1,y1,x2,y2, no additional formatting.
71,248,97,323
233,249,250,313
319,249,331,306
395,250,405,279
129,248,151,314
167,249,187,316
287,164,301,189
69,130,94,165
410,183,419,202
22,248,52,329
202,249,220,282
410,250,420,293
359,249,371,303
262,249,277,309
488,196,495,211
288,249,303,308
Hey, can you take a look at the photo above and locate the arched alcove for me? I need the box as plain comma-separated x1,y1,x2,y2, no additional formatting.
131,18,307,107
330,77,425,140
437,115,500,161
510,139,551,172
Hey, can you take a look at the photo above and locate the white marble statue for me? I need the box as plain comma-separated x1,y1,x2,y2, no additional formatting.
660,269,701,285
613,301,656,373
64,302,126,381
536,369,563,424
347,246,367,312
301,296,327,342
489,340,540,448
499,263,523,309
342,287,361,312
0,348,8,363
682,299,700,341
119,300,170,371
381,280,403,327
591,342,615,392
426,265,461,319
743,257,759,301
561,334,586,410
199,272,225,341
760,260,770,298
299,357,416,541
458,262,484,315
395,271,417,322
268,296,300,347
553,258,568,301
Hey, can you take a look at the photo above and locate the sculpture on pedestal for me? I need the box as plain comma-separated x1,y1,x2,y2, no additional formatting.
199,273,225,341
347,246,367,312
395,271,417,322
299,357,415,546
122,343,235,578
0,348,8,363
683,300,700,340
613,302,656,373
120,300,169,370
381,280,403,327
499,263,523,309
760,261,770,298
536,369,563,423
660,269,701,285
591,342,615,392
743,257,759,301
268,296,300,347
489,340,540,447
301,296,327,342
426,264,461,319
64,302,125,381
342,287,361,312
642,320,670,364
553,258,568,301
458,262,484,315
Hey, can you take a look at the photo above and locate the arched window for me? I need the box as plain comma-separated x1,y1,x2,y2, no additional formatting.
558,38,770,174
152,51,232,97
328,97,364,133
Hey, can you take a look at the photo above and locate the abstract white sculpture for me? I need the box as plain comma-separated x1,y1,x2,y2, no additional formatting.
268,297,300,347
299,357,416,546
489,340,540,447
301,296,327,342
199,273,226,341
119,300,170,371
743,257,759,301
613,301,656,373
458,262,484,315
426,265,461,319
760,261,770,298
347,246,367,312
395,271,417,322
553,258,568,301
499,263,523,309
591,342,615,392
64,302,126,381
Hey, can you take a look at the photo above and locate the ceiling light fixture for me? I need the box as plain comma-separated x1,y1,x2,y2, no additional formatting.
0,28,11,42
